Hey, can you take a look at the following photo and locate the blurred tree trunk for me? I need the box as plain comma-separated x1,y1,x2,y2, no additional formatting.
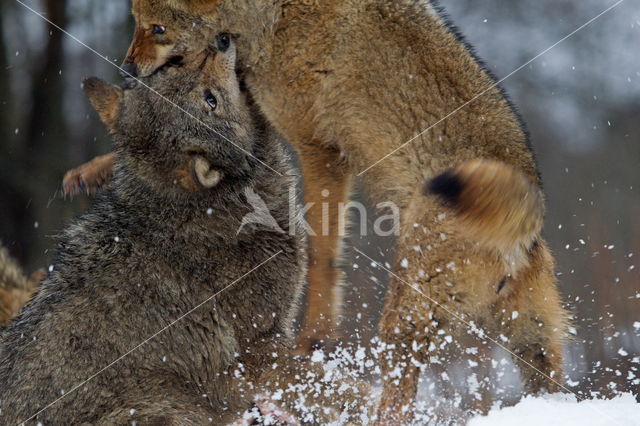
18,0,69,266
25,0,68,160
0,2,29,260
0,4,9,131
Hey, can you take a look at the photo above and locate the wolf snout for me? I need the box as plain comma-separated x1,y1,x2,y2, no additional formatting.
192,155,222,189
119,61,138,79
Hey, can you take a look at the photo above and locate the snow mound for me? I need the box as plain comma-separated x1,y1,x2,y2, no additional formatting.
469,393,640,426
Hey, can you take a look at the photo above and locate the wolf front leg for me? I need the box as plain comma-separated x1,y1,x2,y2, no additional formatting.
375,275,435,426
62,152,116,196
294,141,352,355
496,240,568,395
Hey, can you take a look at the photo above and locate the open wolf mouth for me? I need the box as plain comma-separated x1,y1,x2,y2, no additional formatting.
165,55,184,68
121,55,185,86
155,55,185,76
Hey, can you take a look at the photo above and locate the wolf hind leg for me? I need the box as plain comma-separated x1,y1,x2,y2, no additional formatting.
294,141,351,354
497,241,567,395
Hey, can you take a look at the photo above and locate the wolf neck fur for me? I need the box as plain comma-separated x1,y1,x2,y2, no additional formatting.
110,164,257,242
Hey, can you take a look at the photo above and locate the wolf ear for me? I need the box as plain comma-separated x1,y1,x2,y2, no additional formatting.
82,77,124,133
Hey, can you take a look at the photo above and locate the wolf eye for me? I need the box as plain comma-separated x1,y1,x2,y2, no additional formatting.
216,33,231,52
152,25,166,35
204,89,217,111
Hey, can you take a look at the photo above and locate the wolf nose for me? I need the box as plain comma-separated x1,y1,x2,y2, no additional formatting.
120,61,138,79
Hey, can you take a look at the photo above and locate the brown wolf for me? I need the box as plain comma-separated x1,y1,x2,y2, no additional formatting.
0,243,42,326
377,160,568,422
63,1,569,421
0,41,311,424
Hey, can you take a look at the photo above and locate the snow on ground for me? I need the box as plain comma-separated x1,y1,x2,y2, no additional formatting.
469,393,640,426
228,345,640,425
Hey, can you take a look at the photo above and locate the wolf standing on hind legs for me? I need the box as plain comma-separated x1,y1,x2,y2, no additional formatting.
0,40,310,424
62,0,569,418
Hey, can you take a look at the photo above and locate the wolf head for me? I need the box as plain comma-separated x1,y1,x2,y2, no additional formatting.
121,0,271,79
85,36,255,201
122,0,222,78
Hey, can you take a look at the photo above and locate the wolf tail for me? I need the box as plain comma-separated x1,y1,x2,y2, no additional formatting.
426,159,544,272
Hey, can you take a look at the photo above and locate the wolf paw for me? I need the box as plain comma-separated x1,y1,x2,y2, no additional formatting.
62,153,115,197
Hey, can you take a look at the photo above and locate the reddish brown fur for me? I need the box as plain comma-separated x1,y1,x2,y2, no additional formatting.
84,80,124,132
123,20,173,77
172,160,201,192
378,189,566,422
0,287,36,326
0,245,42,326
62,1,569,420
449,160,543,251
63,153,115,196
428,159,545,275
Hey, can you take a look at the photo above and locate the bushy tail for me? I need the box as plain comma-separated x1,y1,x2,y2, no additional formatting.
426,160,544,271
